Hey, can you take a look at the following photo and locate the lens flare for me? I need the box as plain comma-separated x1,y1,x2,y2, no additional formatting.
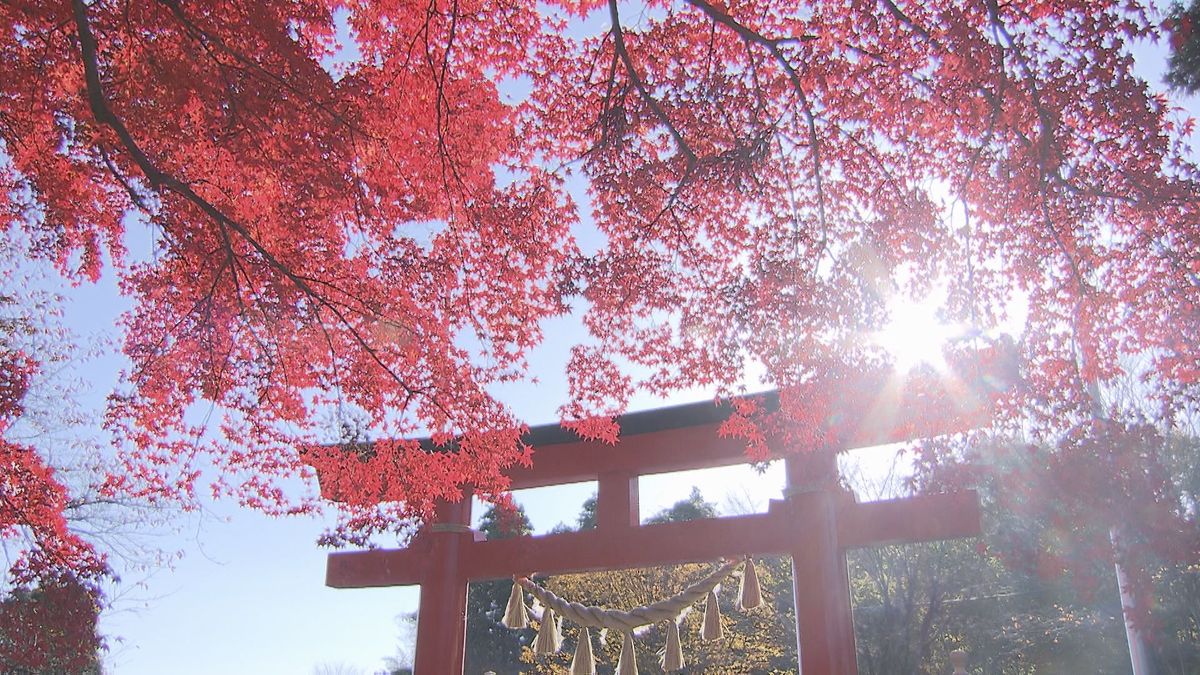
875,296,958,373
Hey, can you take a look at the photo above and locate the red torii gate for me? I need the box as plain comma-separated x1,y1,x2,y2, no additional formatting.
311,373,995,674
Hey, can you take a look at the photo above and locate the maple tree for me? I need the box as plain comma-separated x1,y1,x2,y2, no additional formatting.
1,0,1199,616
0,238,109,667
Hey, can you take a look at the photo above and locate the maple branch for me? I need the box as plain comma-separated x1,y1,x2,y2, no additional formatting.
1051,131,1200,293
682,0,829,234
151,0,366,139
593,43,624,151
70,0,434,412
983,1,1091,307
878,0,934,42
985,0,1058,172
683,0,816,47
421,0,471,198
0,478,93,576
0,111,24,151
96,144,173,241
1039,191,1090,296
607,0,697,170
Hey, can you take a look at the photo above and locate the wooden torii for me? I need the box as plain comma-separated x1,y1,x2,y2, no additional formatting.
311,375,993,674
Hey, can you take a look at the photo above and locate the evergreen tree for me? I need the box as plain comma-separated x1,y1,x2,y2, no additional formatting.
0,575,102,674
1166,1,1200,93
465,504,535,675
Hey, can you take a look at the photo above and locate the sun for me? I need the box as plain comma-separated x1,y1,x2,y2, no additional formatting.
874,294,959,373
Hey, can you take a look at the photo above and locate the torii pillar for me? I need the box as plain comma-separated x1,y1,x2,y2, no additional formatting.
412,497,474,675
311,376,998,674
783,451,859,673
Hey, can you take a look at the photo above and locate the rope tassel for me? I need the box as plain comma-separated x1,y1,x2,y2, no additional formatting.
570,627,596,675
701,589,723,641
535,608,562,654
502,580,528,629
659,618,684,672
616,632,639,675
739,557,763,610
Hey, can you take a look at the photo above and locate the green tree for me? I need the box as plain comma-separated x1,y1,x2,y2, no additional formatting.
381,611,416,675
576,494,598,532
0,575,102,675
849,538,1132,675
849,433,1200,674
644,488,718,525
1144,434,1200,673
575,486,718,532
1166,1,1200,93
465,503,535,675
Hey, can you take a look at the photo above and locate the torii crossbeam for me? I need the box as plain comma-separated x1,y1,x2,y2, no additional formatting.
311,374,996,674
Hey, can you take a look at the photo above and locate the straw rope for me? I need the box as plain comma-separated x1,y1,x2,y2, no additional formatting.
516,558,743,632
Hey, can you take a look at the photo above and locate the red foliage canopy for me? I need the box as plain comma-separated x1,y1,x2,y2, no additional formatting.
1,0,1198,577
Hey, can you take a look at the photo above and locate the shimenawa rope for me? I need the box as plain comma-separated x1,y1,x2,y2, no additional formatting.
515,557,743,632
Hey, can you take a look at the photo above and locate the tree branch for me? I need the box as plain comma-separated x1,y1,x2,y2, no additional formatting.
682,0,829,234
607,0,697,170
70,0,431,408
